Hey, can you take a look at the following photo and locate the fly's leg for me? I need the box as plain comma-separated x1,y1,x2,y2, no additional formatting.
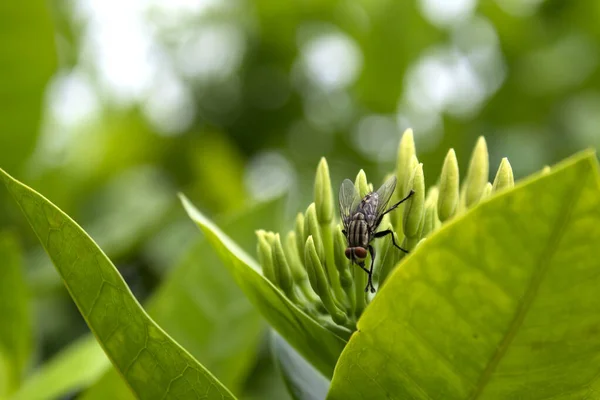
356,261,375,293
374,229,409,253
375,190,415,227
365,245,376,293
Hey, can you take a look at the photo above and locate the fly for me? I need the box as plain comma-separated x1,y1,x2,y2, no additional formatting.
339,176,414,293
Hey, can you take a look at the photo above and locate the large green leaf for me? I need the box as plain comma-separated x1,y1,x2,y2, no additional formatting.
10,336,109,400
82,198,284,399
0,2,56,172
181,195,347,378
0,168,235,400
327,151,600,399
0,232,30,396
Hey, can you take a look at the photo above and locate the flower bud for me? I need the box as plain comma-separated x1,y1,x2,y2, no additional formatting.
542,165,551,175
333,226,353,289
396,129,416,196
294,213,305,259
480,182,493,201
284,231,307,282
304,203,324,259
256,230,276,284
305,236,348,326
354,169,369,197
437,148,459,222
314,157,334,224
271,233,294,296
422,187,439,238
492,157,514,192
403,163,425,239
465,136,489,207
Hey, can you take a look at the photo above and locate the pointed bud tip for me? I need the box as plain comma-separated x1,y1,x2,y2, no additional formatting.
438,148,460,222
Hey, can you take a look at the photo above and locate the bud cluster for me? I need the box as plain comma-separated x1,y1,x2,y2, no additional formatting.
256,130,515,334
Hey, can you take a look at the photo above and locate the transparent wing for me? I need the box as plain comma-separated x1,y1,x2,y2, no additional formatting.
339,179,360,230
374,175,398,219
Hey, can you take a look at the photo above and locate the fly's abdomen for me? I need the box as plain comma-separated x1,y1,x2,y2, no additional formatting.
348,217,369,248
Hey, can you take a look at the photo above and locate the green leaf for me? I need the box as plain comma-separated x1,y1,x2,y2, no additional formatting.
181,195,347,378
0,168,235,400
10,337,109,400
0,2,56,172
271,331,329,400
328,151,600,399
83,198,284,399
0,232,30,396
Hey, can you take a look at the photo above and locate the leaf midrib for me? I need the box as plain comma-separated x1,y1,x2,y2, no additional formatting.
468,168,588,399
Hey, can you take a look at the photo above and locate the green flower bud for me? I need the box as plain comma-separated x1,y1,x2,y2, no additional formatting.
396,128,416,196
542,165,551,175
256,230,276,284
284,231,307,282
437,148,459,222
285,232,325,312
403,163,425,239
333,225,356,312
304,203,324,259
480,182,493,201
315,157,334,224
305,236,348,326
422,187,439,238
465,136,489,207
333,226,353,288
271,233,294,296
354,169,369,197
294,212,305,258
403,155,420,194
492,157,514,192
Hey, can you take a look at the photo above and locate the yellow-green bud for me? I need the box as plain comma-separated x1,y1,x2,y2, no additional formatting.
403,155,420,194
305,236,348,325
422,187,439,238
492,157,514,192
542,165,551,175
396,128,416,195
333,225,354,290
294,213,305,259
465,136,489,207
256,230,276,284
403,163,425,238
315,157,334,224
304,203,324,259
480,182,493,201
438,148,459,222
271,233,294,295
354,169,369,197
285,231,307,282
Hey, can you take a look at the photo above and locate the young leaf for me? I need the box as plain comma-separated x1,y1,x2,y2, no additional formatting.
0,168,235,400
181,195,347,378
0,232,30,396
328,151,600,399
271,331,329,400
10,337,110,400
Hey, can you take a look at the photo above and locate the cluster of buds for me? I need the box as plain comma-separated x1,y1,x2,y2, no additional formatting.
256,130,515,336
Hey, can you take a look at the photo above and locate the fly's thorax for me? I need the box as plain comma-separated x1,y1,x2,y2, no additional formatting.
348,216,370,248
359,192,379,226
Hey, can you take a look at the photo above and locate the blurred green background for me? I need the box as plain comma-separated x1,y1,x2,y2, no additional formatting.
1,0,599,398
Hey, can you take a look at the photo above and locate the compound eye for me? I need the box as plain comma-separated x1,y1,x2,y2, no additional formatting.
354,247,367,260
344,248,352,260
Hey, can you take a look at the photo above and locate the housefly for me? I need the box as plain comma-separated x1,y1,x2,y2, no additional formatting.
339,176,414,293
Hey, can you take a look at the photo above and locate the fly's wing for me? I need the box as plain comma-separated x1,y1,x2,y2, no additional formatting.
373,175,398,224
339,179,360,231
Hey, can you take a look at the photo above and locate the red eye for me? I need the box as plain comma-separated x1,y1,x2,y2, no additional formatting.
344,248,352,260
354,247,367,260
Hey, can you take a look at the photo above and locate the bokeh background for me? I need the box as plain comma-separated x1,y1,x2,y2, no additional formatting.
1,0,599,398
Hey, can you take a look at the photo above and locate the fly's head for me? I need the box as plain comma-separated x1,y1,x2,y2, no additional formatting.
344,246,367,264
